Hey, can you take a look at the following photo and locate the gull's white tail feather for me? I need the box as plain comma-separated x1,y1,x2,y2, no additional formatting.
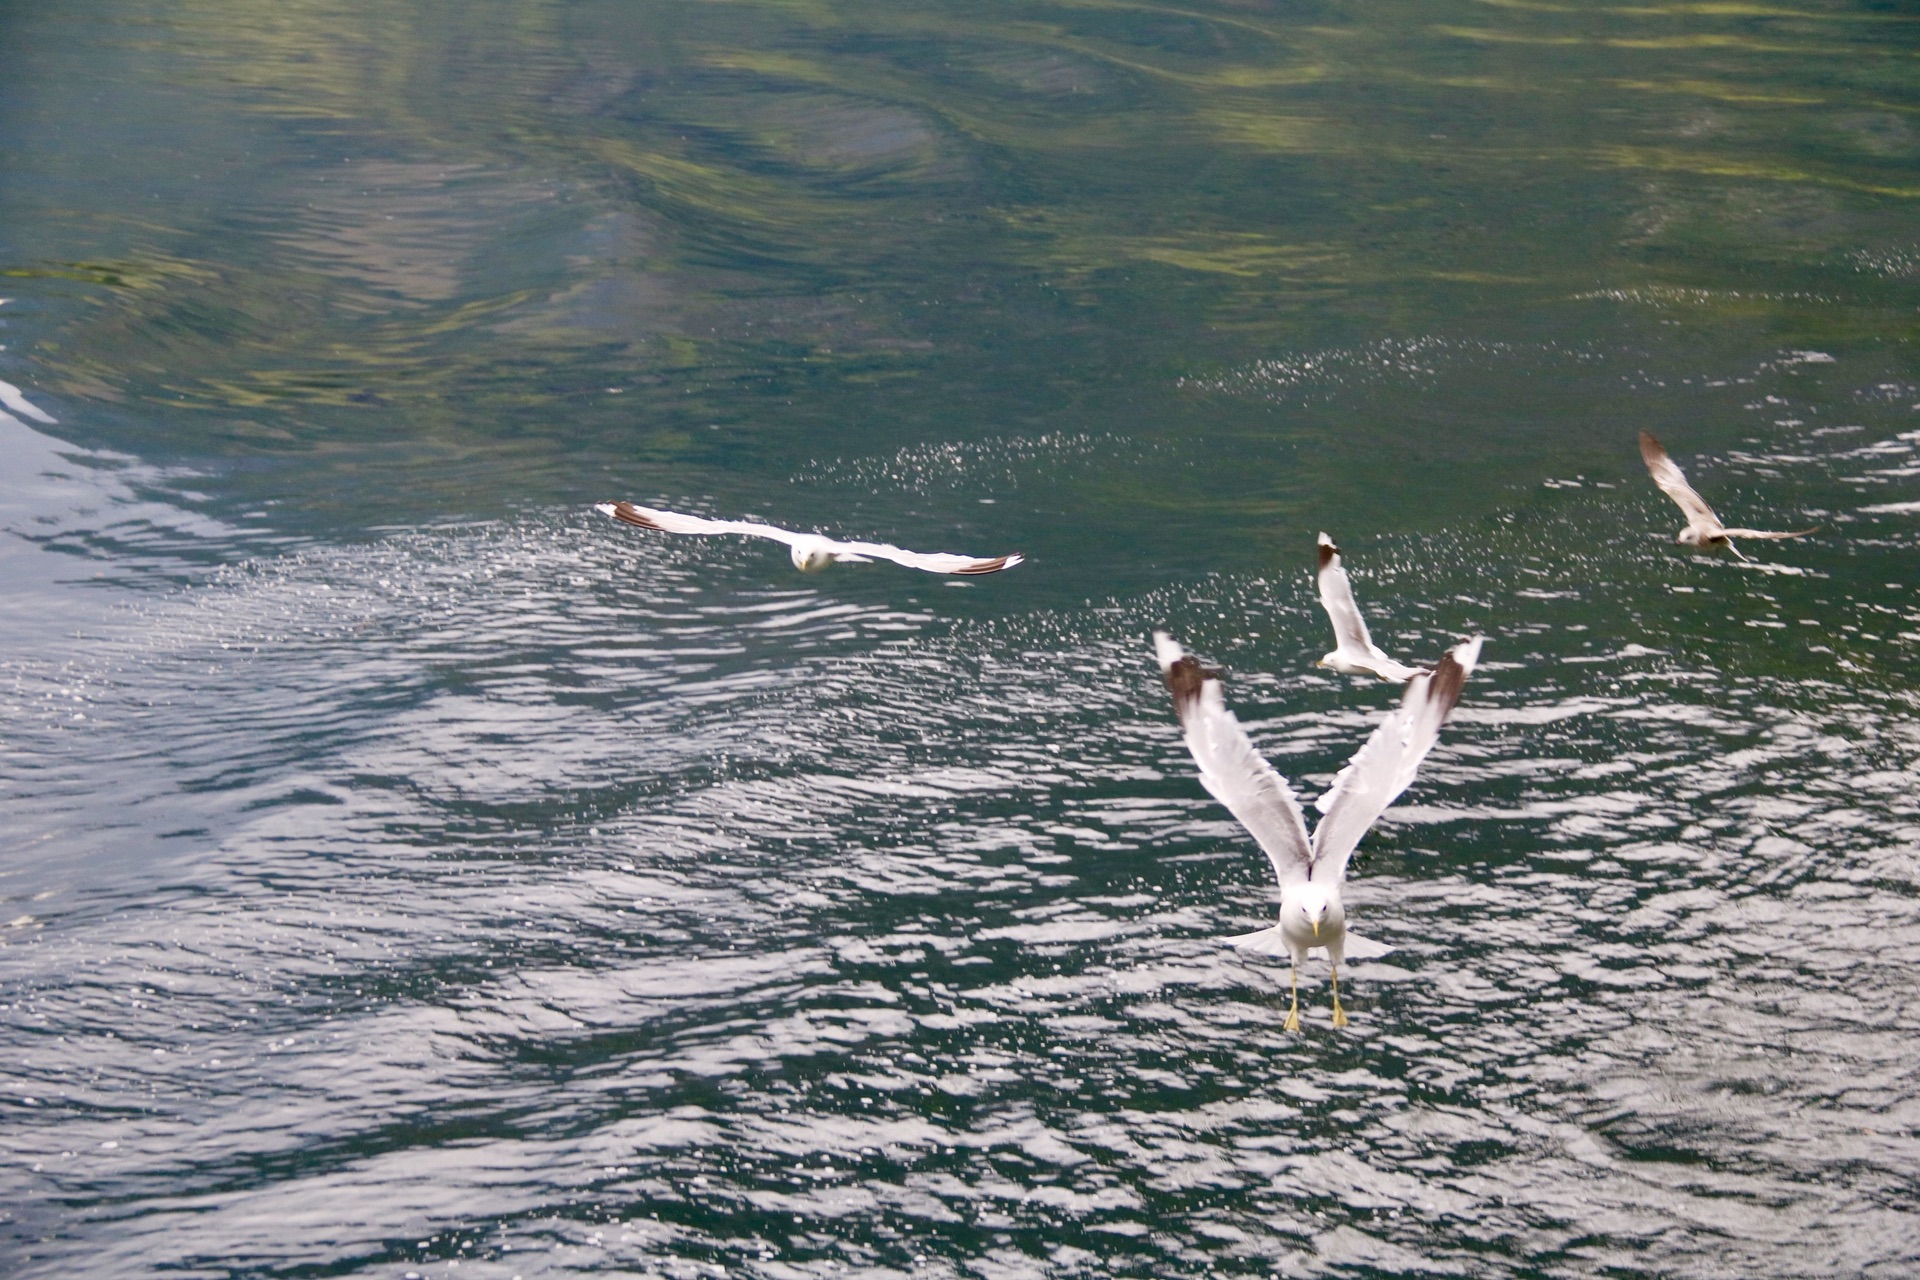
1220,928,1396,959
1341,931,1395,959
1221,926,1293,956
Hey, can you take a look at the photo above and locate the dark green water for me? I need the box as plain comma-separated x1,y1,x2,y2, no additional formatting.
2,0,1918,1275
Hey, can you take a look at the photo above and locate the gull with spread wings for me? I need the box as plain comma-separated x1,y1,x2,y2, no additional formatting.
596,501,1023,575
1155,631,1482,1031
1315,532,1424,682
1638,431,1816,561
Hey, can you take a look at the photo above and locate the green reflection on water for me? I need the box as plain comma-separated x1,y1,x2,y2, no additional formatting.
0,0,1915,535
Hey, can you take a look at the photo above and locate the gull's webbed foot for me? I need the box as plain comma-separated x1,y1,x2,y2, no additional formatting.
1283,1002,1301,1033
1330,966,1350,1029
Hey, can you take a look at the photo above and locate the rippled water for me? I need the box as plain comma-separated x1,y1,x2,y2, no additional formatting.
4,0,1920,1275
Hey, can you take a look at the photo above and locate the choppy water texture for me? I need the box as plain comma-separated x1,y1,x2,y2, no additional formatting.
3,1,1919,1276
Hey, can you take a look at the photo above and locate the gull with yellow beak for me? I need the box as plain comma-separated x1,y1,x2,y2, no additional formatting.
1154,631,1482,1031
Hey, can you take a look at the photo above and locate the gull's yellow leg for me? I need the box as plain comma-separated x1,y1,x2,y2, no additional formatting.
1283,963,1301,1033
1330,962,1349,1029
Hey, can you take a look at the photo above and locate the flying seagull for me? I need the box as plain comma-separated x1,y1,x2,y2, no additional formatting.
1315,533,1424,682
1638,431,1816,561
596,501,1023,575
1154,630,1482,1031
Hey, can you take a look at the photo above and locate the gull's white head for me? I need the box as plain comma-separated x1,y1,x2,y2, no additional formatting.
789,538,838,572
1299,881,1336,930
1283,880,1345,944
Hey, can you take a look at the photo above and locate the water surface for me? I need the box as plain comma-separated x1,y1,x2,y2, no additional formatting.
2,1,1918,1275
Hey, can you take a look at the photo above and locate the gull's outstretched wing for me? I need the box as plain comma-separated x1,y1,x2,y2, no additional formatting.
597,501,812,547
596,502,1023,574
1154,632,1312,888
1317,533,1377,653
825,538,1024,575
1720,526,1819,541
1639,431,1721,535
1308,637,1482,885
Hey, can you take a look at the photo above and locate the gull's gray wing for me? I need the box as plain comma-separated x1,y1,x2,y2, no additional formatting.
1719,526,1818,541
597,501,813,547
1639,432,1722,535
827,538,1025,575
1154,632,1312,888
1308,636,1482,885
1317,533,1377,653
1366,655,1426,683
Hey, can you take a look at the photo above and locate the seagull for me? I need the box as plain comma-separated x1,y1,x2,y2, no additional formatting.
595,500,1024,574
1154,630,1482,1031
1638,431,1816,561
1315,533,1424,681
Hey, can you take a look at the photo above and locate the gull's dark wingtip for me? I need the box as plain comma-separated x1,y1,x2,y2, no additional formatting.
1425,651,1468,718
1419,637,1483,720
1152,631,1221,717
599,501,664,531
953,552,1024,575
1317,532,1339,570
1163,654,1221,717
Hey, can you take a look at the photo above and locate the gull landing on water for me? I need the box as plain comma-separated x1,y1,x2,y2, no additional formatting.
1315,533,1424,682
595,501,1024,575
1639,431,1816,561
1154,631,1482,1031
